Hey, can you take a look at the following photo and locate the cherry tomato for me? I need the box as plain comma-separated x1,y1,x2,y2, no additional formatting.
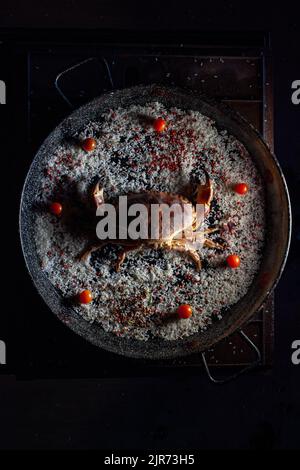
78,289,93,304
234,183,249,195
226,254,241,268
49,202,63,216
81,137,97,152
177,304,193,319
153,118,167,132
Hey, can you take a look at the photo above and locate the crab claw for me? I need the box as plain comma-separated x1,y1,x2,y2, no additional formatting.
195,171,213,215
93,181,104,208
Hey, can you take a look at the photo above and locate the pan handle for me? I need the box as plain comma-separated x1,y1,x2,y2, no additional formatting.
201,329,261,384
55,57,114,108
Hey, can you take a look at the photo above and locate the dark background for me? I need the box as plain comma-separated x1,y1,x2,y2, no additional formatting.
0,0,299,450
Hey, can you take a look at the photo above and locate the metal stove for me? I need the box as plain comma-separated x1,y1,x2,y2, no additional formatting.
2,30,274,381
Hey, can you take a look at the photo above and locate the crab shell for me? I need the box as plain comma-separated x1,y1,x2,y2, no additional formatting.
93,173,213,243
82,173,220,271
115,191,198,244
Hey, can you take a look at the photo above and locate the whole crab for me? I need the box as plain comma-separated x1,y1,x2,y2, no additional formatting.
81,172,223,271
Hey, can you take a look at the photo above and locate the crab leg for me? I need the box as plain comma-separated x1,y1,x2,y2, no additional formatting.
202,227,219,234
80,242,108,265
115,243,141,272
166,240,202,270
81,240,141,272
203,238,224,250
93,181,105,208
195,170,213,216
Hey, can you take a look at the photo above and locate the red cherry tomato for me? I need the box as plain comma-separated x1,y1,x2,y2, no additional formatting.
234,183,249,195
78,290,93,304
177,304,193,319
226,254,241,268
153,118,167,132
49,202,63,216
81,137,97,152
